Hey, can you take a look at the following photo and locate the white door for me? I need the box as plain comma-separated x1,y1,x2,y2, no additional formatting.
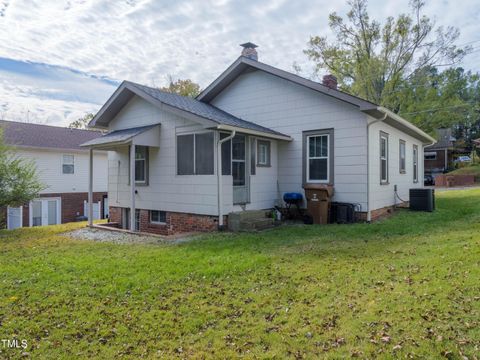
84,201,101,220
7,207,22,230
30,198,61,227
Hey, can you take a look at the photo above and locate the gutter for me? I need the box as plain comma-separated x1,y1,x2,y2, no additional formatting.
216,124,292,142
217,130,236,230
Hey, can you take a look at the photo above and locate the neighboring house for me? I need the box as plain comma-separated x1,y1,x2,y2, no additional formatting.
81,43,435,235
0,120,108,230
424,128,457,174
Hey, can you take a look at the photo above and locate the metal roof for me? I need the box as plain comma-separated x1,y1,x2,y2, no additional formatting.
0,120,103,151
80,124,159,147
89,81,291,140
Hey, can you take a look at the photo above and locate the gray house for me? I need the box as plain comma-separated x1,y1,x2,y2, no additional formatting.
82,43,435,234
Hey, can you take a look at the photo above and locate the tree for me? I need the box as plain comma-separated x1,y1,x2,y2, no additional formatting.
304,0,470,111
0,129,45,215
396,67,480,135
69,113,94,129
160,76,201,98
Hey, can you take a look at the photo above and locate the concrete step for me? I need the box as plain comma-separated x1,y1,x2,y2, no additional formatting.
240,217,275,231
228,210,274,232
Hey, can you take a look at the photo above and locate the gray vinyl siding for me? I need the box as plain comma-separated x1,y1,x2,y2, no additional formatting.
107,95,232,216
368,117,424,210
211,70,369,210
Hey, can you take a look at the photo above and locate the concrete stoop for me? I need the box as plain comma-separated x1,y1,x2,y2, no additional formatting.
228,210,275,232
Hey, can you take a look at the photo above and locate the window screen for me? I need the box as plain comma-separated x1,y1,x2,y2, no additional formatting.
413,145,418,183
177,134,194,175
177,132,214,175
135,146,148,183
399,140,406,173
220,133,231,175
62,155,74,174
380,133,389,184
195,132,214,175
257,140,271,166
307,135,329,182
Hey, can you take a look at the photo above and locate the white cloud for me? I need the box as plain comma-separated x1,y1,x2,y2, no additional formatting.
0,0,478,126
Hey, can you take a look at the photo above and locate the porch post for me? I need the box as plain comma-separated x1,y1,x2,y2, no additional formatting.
130,143,136,231
88,148,93,227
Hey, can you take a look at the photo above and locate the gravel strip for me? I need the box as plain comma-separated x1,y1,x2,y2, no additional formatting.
66,227,198,245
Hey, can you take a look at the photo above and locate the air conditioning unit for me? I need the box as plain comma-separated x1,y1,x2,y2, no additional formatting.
409,189,435,212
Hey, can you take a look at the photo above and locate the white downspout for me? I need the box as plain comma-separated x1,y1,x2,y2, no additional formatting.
130,143,136,231
366,112,388,222
217,130,236,230
88,148,93,227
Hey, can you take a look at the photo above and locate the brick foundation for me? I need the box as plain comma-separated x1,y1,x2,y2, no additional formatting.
109,206,226,235
1,192,107,229
357,202,408,222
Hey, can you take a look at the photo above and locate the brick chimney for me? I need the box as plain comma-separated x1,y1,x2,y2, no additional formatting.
322,74,337,89
240,42,258,61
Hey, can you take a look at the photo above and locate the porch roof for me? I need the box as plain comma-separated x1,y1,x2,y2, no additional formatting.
80,124,160,149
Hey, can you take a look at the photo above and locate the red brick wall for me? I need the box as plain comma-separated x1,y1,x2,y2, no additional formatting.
109,206,224,235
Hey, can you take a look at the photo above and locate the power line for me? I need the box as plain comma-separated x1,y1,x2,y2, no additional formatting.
401,102,478,115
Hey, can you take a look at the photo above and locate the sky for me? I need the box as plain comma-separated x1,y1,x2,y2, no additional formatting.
0,0,478,127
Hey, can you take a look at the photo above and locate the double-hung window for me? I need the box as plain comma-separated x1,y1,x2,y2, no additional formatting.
413,145,418,183
303,129,333,184
135,146,148,184
399,140,406,173
257,140,271,167
62,155,74,174
177,132,214,175
380,132,389,184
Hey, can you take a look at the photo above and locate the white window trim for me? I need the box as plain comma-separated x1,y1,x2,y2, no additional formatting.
399,140,406,174
306,134,330,183
62,154,74,174
175,130,215,176
150,210,166,225
135,146,148,185
232,134,246,187
256,139,271,167
413,145,419,183
380,132,389,185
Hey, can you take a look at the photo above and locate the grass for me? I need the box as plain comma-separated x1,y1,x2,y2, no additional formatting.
448,164,480,179
1,190,479,359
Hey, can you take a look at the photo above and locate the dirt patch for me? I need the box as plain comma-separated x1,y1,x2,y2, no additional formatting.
66,227,199,245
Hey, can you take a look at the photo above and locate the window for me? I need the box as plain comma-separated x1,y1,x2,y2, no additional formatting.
380,132,389,184
303,129,333,184
220,133,232,175
399,140,406,173
62,155,74,174
135,146,148,184
413,145,418,183
424,152,437,160
150,210,166,224
232,135,246,186
177,132,214,175
257,140,271,167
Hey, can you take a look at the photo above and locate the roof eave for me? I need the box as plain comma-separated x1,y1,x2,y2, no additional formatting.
214,124,292,141
372,106,436,145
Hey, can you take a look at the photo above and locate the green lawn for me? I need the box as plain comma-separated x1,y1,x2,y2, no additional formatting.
1,190,479,359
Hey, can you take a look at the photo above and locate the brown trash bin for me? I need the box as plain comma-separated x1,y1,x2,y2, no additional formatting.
303,184,334,224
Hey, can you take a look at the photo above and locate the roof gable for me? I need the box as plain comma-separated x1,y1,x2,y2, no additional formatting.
89,81,291,140
197,57,378,111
